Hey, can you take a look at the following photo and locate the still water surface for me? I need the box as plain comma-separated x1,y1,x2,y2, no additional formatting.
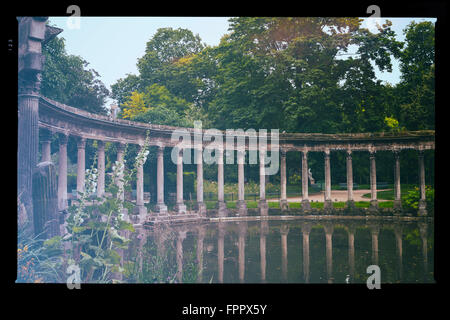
126,217,434,284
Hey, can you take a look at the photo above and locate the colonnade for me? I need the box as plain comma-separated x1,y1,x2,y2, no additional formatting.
41,128,430,217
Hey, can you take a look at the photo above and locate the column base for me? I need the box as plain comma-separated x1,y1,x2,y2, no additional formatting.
217,201,228,217
301,199,311,211
280,199,289,210
258,199,268,209
131,205,148,224
346,200,355,210
393,199,403,215
418,199,427,216
237,200,248,216
368,200,379,214
154,203,168,215
324,199,333,210
174,203,187,214
194,201,207,216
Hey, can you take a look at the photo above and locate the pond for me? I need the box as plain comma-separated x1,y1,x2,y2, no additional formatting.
122,215,434,284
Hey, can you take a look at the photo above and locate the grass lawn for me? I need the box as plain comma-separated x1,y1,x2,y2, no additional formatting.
361,184,417,200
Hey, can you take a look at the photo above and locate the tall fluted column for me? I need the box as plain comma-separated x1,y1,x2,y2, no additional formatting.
260,221,269,283
324,224,334,283
418,151,427,216
301,150,311,211
346,150,355,209
116,143,126,201
195,147,206,214
258,149,268,209
41,129,52,163
136,146,144,207
217,148,227,215
237,149,247,213
301,223,312,283
394,151,402,211
280,224,289,282
280,149,288,210
369,151,378,211
174,148,187,214
155,146,167,214
324,149,332,210
97,141,105,197
76,138,86,196
57,134,69,211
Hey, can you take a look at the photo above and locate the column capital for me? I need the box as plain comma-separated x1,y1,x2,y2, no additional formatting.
76,137,86,149
323,223,334,235
280,148,287,157
301,223,312,235
324,148,331,156
393,149,401,158
280,224,290,236
58,133,69,145
157,145,165,154
346,149,352,156
40,128,53,142
117,142,126,153
97,140,105,149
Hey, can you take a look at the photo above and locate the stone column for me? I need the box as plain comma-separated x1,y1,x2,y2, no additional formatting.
217,148,227,215
57,133,69,211
97,141,105,197
260,221,269,283
41,129,52,163
301,150,311,211
324,224,334,283
176,230,187,283
136,146,144,207
237,149,247,213
280,224,289,282
370,224,380,266
369,151,378,211
76,137,86,196
258,149,268,209
116,143,126,202
418,151,427,216
238,222,247,283
280,149,288,210
218,222,226,283
174,148,187,214
346,150,355,208
394,224,403,281
154,146,167,214
324,149,333,210
347,226,356,281
301,223,312,283
394,151,402,211
195,147,206,214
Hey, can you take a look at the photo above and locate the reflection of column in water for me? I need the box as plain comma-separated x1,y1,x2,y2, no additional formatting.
136,230,147,276
301,223,312,283
238,222,248,283
176,230,187,283
218,222,226,283
196,226,205,283
347,225,356,282
394,223,403,282
419,222,428,279
324,224,334,284
280,224,289,282
260,221,269,283
369,224,380,266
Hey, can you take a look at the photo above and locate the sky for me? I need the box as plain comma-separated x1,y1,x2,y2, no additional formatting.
48,17,436,107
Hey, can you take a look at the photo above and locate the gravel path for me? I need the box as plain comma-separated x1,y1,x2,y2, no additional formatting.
268,189,392,202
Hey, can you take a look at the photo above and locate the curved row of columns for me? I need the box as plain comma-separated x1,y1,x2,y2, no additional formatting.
164,221,429,283
41,128,430,217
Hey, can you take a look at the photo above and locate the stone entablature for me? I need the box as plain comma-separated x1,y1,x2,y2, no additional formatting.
38,96,435,152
